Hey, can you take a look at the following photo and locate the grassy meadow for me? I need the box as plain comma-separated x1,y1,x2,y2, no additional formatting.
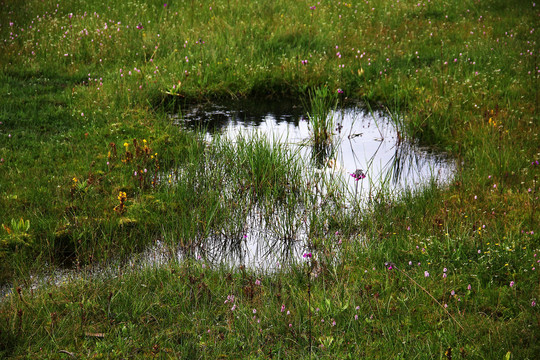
0,0,539,358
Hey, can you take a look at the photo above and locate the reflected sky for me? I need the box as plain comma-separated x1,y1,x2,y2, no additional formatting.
167,100,455,271
173,101,454,200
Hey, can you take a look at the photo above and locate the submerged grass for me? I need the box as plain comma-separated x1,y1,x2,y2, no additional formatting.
0,0,538,358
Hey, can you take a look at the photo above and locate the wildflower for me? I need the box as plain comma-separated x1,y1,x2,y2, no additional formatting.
351,169,366,181
510,281,515,288
354,314,358,320
337,88,344,94
253,309,257,314
117,191,127,202
443,273,447,278
303,252,312,258
451,290,455,296
255,279,261,286
281,304,285,312
467,284,472,291
231,304,236,311
532,300,536,307
114,191,128,213
424,271,430,277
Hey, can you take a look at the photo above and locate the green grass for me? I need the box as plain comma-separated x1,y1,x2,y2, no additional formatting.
305,86,338,148
1,0,539,358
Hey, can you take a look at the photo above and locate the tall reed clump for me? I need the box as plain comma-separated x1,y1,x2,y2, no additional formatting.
306,86,338,148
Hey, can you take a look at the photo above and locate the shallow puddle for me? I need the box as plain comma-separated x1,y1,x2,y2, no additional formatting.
166,100,455,270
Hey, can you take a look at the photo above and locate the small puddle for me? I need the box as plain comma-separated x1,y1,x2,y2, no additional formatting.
164,100,454,270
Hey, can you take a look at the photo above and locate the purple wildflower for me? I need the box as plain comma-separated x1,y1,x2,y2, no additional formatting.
351,169,366,181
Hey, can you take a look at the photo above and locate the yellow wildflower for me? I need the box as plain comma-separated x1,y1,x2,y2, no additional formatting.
117,191,127,202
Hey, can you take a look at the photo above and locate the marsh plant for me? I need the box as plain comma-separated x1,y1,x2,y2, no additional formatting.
305,86,339,148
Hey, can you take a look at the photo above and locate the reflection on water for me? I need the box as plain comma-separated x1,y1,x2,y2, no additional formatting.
172,100,452,196
166,100,455,271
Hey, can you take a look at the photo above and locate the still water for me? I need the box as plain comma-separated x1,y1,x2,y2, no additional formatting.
164,100,454,270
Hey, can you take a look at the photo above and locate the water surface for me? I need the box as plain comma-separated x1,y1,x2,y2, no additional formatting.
167,100,454,270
